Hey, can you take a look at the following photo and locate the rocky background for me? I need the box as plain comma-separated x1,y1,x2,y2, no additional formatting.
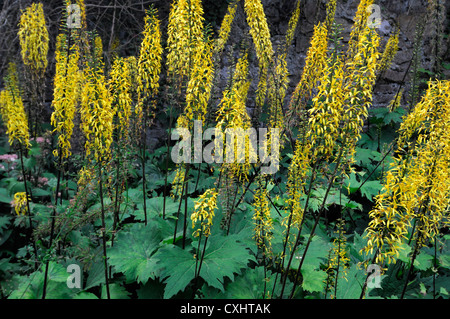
0,0,449,149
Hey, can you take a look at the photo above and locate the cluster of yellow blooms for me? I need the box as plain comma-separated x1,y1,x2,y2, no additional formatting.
0,63,30,148
12,192,30,216
253,176,273,256
166,0,205,81
18,2,49,74
244,0,274,109
109,57,134,140
362,80,450,266
288,23,329,126
378,29,399,75
325,219,350,299
137,8,162,117
284,141,311,233
214,1,238,56
80,65,114,163
191,188,218,238
215,52,254,182
51,35,82,159
181,38,215,127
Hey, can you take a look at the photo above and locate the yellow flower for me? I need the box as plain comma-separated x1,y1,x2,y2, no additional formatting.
18,2,49,74
109,57,133,139
288,22,329,126
1,63,30,148
284,0,301,55
80,65,115,163
324,0,338,31
214,1,238,55
362,80,450,266
191,188,218,238
182,37,215,127
253,176,273,257
306,53,345,159
284,141,311,232
166,0,205,81
244,0,274,109
216,52,254,181
51,34,81,159
137,7,162,116
12,192,30,216
346,0,374,61
325,219,350,299
378,29,399,74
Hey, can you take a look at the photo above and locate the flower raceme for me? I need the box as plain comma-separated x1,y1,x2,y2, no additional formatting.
214,1,238,56
109,57,133,139
253,176,273,256
362,80,450,266
80,65,115,163
51,35,82,159
166,0,205,82
0,64,30,148
18,2,49,74
288,22,329,127
244,0,274,109
191,188,218,238
137,7,162,116
12,192,30,216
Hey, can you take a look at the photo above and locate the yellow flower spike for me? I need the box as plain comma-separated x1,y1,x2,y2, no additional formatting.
378,29,400,75
183,38,215,127
13,192,30,216
167,0,205,81
347,0,374,61
253,176,273,257
109,57,133,140
288,22,329,125
1,64,30,149
362,80,450,266
244,0,274,110
325,219,350,299
18,2,49,74
191,188,218,238
307,52,345,160
214,1,238,55
80,64,115,163
284,141,311,232
51,35,81,159
137,7,163,117
216,52,254,182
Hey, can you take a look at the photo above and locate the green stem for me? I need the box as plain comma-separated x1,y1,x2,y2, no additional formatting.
98,161,111,299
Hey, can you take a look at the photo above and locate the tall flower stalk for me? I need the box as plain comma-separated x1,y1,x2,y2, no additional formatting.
80,44,115,298
18,2,49,137
136,7,162,226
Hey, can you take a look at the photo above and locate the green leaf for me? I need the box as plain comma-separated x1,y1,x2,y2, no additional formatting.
30,188,51,197
154,245,195,299
101,283,130,299
359,180,383,201
108,223,162,284
225,266,293,299
414,252,433,271
8,262,73,299
156,234,255,298
335,264,366,299
85,262,106,290
0,188,12,204
301,264,327,293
